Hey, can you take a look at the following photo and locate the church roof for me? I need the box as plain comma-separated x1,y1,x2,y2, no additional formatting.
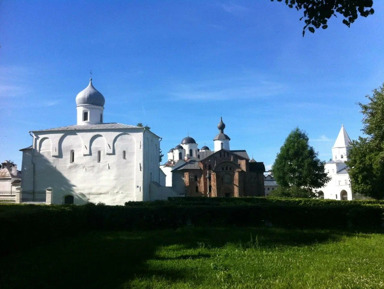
76,79,105,107
181,136,196,144
176,160,200,171
32,123,142,132
231,150,249,160
213,117,230,141
213,133,231,141
333,125,351,148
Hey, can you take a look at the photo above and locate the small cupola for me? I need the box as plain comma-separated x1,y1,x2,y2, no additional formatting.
213,117,230,152
76,79,105,125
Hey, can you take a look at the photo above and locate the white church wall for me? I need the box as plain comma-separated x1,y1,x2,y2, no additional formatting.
160,166,173,187
0,180,12,195
23,129,150,205
76,104,103,125
142,130,163,201
181,143,198,158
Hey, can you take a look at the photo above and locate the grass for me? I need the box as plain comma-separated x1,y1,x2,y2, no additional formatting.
1,227,384,289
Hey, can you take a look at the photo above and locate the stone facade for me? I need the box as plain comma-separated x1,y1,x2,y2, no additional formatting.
162,118,265,197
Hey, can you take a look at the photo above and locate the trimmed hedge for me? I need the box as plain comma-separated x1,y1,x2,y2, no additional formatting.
1,198,383,256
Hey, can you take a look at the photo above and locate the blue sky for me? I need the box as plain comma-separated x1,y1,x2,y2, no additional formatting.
1,1,384,170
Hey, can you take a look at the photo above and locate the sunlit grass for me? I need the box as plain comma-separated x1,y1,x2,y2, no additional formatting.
1,227,384,289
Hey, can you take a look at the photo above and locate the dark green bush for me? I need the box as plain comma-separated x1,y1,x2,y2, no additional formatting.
1,198,383,256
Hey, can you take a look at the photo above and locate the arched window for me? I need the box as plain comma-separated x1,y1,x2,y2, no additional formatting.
70,150,75,163
83,111,89,121
189,149,193,156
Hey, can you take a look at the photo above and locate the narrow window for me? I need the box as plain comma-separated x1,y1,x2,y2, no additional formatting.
189,149,193,156
83,111,89,121
100,114,103,123
70,150,75,163
97,150,101,163
194,175,198,181
341,155,344,159
123,150,126,160
221,143,223,149
179,152,182,160
195,186,198,193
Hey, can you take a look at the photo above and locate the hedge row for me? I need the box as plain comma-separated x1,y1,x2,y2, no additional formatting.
1,198,383,256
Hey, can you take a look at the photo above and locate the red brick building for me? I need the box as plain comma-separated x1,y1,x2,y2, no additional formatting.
161,118,265,197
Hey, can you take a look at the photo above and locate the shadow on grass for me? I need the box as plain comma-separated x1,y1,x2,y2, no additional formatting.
0,227,361,289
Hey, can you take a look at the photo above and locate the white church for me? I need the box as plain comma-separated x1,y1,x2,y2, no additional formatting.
320,125,353,200
20,79,171,205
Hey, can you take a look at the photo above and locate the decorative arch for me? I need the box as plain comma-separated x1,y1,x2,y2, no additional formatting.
113,133,136,157
89,134,107,152
57,133,82,158
38,137,52,155
340,190,348,200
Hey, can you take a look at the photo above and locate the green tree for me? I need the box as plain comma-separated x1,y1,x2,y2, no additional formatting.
271,0,375,35
347,84,384,199
272,128,329,195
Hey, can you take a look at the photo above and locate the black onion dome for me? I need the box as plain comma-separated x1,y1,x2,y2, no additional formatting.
181,136,196,144
201,146,210,151
217,117,226,132
175,145,183,150
214,117,230,141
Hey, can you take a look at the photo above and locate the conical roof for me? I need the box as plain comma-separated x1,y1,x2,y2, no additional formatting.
76,79,105,107
333,125,351,148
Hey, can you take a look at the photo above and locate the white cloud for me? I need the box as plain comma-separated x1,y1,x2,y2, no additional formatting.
0,65,33,98
166,74,289,102
219,2,249,15
311,135,332,142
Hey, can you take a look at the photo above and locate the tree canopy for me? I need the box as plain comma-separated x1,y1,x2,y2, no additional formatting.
271,0,375,35
272,128,329,194
347,84,384,199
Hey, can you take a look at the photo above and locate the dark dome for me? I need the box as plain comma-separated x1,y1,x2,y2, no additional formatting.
76,79,105,107
168,148,174,153
181,136,196,144
201,146,210,151
175,145,183,150
218,117,226,131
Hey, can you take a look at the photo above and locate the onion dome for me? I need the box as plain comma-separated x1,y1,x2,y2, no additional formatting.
168,148,174,153
214,117,230,141
76,79,105,107
218,117,226,132
201,146,210,151
181,136,197,144
175,145,183,150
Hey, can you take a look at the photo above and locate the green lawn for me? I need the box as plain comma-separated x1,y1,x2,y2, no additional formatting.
1,227,384,289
